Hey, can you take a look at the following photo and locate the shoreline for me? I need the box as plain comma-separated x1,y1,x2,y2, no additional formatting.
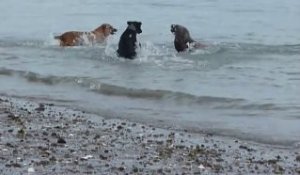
0,96,299,174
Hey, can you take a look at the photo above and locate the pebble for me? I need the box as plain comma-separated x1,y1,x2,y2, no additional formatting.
57,138,66,144
296,155,300,162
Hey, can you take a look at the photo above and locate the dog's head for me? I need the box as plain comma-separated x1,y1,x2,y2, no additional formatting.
170,24,177,34
127,21,142,34
170,24,192,39
95,23,117,36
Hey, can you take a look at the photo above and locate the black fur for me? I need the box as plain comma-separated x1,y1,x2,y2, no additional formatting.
117,21,142,59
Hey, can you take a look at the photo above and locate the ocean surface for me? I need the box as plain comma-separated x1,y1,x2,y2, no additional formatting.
1,0,300,147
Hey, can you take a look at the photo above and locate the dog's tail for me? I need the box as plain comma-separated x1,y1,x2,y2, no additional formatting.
54,35,61,40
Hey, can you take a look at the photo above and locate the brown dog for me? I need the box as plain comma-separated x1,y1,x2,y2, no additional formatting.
54,23,117,46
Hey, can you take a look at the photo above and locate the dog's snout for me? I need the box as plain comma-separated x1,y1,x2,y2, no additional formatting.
171,25,175,33
110,28,117,34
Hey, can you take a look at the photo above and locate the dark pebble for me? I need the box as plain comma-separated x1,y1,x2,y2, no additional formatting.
49,156,57,162
6,143,14,148
42,131,48,136
132,166,139,173
296,155,300,162
117,125,123,130
5,163,22,168
57,138,66,144
35,104,45,112
157,169,163,173
100,155,108,160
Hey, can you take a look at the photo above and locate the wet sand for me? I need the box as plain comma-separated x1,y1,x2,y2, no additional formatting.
0,96,299,174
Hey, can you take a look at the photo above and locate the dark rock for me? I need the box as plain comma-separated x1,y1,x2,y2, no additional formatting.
296,155,300,162
295,168,300,174
267,159,278,164
94,134,100,140
100,155,108,160
57,138,66,144
273,164,284,174
42,131,48,136
117,125,123,130
5,163,22,168
132,166,139,173
35,104,45,112
51,132,57,137
49,156,57,162
157,169,163,173
6,143,14,148
118,166,125,171
216,158,224,162
239,145,254,152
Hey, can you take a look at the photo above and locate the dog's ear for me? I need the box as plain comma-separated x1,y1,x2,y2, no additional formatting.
127,21,133,25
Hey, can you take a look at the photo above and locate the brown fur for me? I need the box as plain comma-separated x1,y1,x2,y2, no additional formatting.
54,23,117,46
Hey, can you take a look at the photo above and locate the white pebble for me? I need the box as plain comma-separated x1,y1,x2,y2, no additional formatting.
28,167,35,173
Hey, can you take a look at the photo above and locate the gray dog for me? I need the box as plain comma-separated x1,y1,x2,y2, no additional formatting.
170,24,206,52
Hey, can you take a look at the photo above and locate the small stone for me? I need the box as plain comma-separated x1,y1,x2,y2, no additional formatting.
100,155,107,160
118,166,125,171
57,138,66,144
273,164,284,174
117,125,123,130
35,104,45,112
295,168,300,174
132,166,138,173
51,132,57,137
198,164,205,169
80,155,93,160
49,156,57,162
42,131,48,136
296,155,300,162
28,167,35,173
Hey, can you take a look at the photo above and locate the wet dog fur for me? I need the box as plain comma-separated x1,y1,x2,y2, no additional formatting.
54,23,117,47
117,21,142,59
171,24,206,52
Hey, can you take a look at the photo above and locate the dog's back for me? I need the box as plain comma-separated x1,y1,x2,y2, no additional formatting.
54,24,117,47
117,29,137,59
55,31,86,46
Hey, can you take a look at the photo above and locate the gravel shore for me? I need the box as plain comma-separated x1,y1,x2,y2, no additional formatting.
0,96,299,174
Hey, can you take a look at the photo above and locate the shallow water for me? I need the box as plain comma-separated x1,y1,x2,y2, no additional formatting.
1,0,300,146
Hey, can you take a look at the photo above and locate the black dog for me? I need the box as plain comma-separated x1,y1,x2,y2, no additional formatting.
117,21,142,59
171,24,206,52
